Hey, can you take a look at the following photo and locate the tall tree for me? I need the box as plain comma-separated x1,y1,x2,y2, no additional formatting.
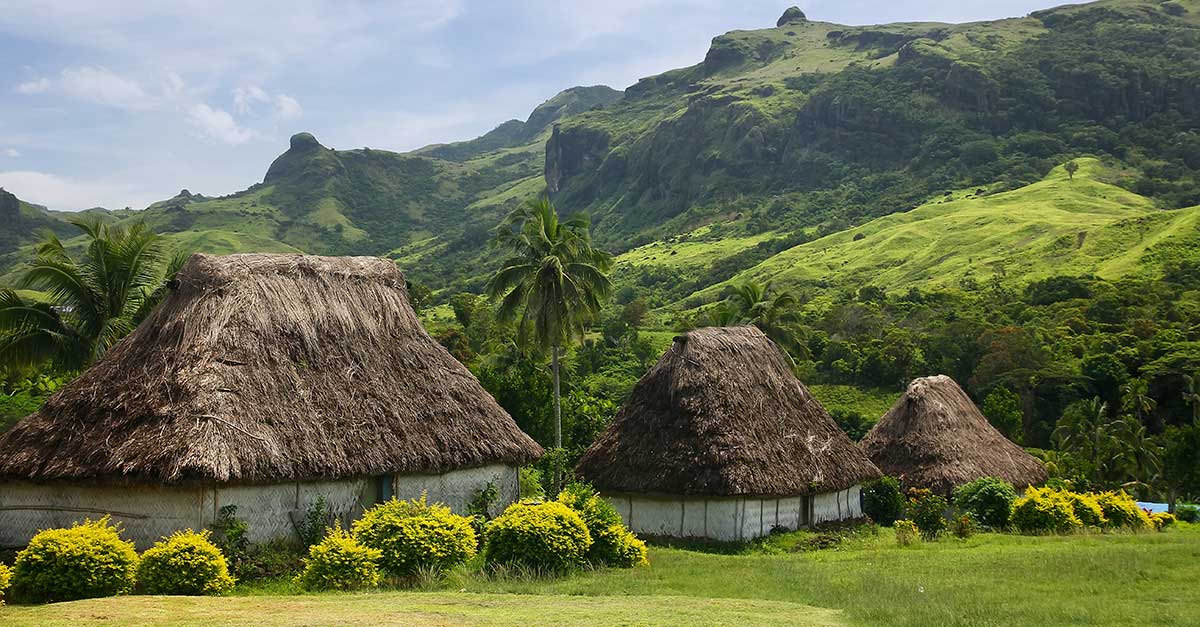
487,197,612,449
0,217,175,372
1120,378,1156,424
707,280,803,355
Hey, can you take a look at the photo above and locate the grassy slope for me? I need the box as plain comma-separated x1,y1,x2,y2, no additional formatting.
684,159,1200,303
4,527,1197,626
808,384,900,419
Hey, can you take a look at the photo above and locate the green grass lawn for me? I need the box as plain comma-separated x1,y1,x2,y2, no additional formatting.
5,525,1197,627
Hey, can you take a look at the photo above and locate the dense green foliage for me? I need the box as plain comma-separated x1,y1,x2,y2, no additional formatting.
11,517,139,603
907,491,949,539
556,483,648,567
483,501,593,571
294,526,383,591
352,496,477,577
136,530,235,596
953,478,1018,529
861,476,907,526
0,217,179,374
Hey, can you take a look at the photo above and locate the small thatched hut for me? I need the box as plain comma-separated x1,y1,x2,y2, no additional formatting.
860,375,1047,495
0,254,542,547
576,327,881,541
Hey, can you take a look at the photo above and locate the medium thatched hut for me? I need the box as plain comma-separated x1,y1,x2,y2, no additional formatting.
0,254,542,547
576,327,881,541
860,375,1047,495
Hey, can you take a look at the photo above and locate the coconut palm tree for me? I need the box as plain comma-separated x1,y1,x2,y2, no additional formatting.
486,197,613,449
1183,374,1200,426
708,280,803,355
1120,378,1156,424
1053,397,1128,485
0,217,174,372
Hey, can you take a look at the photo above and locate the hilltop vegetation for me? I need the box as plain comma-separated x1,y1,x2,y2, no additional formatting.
5,0,1200,303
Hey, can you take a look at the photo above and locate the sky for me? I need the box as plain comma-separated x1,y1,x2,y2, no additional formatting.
0,0,1055,211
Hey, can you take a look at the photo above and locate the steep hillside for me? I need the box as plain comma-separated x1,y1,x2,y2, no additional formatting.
548,0,1200,247
668,159,1200,304
3,0,1199,302
0,188,77,275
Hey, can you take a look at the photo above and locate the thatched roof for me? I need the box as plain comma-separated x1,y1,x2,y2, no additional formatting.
860,375,1047,495
576,327,880,497
0,254,542,485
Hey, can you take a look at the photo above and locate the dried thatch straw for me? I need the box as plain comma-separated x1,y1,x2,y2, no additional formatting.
860,375,1047,495
576,326,880,497
0,254,542,485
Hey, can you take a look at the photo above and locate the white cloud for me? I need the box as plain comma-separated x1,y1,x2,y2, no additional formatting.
58,66,152,110
4,149,19,157
15,77,50,94
275,94,303,119
233,85,270,113
15,67,153,110
0,170,154,211
187,104,253,144
233,86,302,119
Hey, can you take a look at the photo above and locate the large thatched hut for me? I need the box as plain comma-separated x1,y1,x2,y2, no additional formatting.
0,254,542,547
860,375,1047,495
576,327,881,541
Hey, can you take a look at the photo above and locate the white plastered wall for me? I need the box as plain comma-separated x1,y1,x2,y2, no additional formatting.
605,484,864,542
0,464,521,548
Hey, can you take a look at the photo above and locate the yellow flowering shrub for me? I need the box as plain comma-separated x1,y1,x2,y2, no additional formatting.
137,529,235,595
295,525,383,591
1011,487,1082,534
557,483,647,567
1150,512,1177,531
0,562,11,606
352,495,477,577
1063,491,1107,528
484,501,592,571
12,517,139,603
1095,491,1152,531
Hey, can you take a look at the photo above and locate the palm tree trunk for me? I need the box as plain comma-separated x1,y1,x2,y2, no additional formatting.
552,345,562,449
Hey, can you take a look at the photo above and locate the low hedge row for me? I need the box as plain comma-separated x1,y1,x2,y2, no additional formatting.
880,476,1176,544
8,488,650,600
7,518,233,604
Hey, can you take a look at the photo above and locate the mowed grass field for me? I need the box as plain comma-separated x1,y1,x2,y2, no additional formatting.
5,525,1197,627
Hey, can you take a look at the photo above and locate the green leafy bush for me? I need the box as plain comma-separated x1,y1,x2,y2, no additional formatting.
909,493,948,540
12,517,139,603
207,505,250,567
1011,487,1082,534
483,501,592,571
1095,491,1152,530
1177,505,1199,523
137,529,235,595
861,476,907,526
352,495,476,577
1063,491,1107,528
557,483,647,567
953,477,1017,529
0,562,10,606
1151,512,1177,531
296,496,330,549
295,525,383,591
894,520,919,546
951,514,978,539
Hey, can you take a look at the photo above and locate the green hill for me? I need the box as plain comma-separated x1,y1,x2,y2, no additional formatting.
3,0,1199,304
676,159,1200,304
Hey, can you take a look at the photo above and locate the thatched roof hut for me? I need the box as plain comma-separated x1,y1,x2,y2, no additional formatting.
0,253,542,485
577,326,880,498
860,375,1047,495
